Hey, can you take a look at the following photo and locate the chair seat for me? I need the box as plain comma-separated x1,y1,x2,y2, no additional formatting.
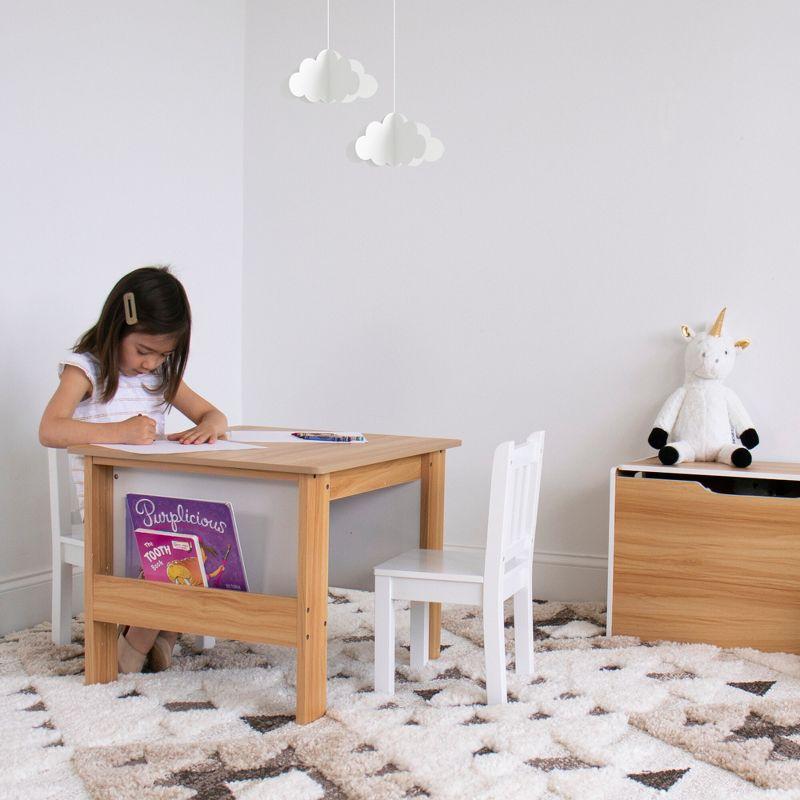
374,547,485,583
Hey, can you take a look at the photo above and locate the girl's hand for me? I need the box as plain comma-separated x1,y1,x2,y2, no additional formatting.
119,415,157,444
169,383,228,447
167,421,222,445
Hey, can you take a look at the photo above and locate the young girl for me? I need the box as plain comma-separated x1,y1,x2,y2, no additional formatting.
39,266,229,674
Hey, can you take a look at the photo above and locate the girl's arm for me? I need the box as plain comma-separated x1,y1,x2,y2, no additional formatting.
39,366,156,447
167,381,229,444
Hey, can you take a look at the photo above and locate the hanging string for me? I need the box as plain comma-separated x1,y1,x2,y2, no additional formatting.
393,0,396,112
327,0,331,49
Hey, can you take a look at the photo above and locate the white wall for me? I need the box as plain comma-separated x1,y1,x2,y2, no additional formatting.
0,1,245,634
243,0,800,600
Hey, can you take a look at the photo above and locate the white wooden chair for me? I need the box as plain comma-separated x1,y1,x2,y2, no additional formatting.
49,449,85,645
48,449,215,651
373,431,545,704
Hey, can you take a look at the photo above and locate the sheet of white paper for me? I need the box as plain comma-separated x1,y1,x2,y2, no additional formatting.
94,440,262,455
228,430,367,444
227,430,302,443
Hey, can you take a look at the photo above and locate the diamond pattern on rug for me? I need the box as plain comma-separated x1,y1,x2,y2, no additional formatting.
630,699,800,791
647,670,696,681
528,756,597,772
242,714,294,734
3,588,800,799
627,768,689,790
157,746,349,800
164,699,217,712
728,681,776,696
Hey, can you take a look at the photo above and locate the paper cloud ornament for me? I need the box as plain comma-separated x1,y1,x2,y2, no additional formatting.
290,48,377,104
355,112,443,166
353,0,443,167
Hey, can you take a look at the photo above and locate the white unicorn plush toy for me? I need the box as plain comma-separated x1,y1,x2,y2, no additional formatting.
648,308,759,467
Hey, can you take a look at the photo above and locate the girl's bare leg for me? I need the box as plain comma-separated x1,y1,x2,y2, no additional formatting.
147,630,180,673
125,626,160,654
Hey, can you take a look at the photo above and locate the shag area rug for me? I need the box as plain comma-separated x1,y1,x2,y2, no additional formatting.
3,589,800,800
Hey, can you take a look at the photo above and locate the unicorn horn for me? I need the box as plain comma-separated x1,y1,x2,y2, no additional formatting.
709,307,726,337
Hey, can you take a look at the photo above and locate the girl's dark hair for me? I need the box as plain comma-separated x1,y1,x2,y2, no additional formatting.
74,266,191,404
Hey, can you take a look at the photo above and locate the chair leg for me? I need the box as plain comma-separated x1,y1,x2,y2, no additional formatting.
513,580,534,677
374,576,395,694
52,560,73,646
410,601,429,670
483,599,507,705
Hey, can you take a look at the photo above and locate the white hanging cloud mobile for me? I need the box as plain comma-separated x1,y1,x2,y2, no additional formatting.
289,2,377,104
355,112,443,166
355,0,443,167
290,49,377,104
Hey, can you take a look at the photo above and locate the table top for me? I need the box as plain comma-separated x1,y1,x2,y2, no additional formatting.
618,456,800,481
69,426,462,475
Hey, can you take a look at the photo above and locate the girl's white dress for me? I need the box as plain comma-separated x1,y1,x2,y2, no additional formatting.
59,351,166,516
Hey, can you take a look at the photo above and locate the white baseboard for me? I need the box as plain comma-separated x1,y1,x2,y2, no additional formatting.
532,550,608,602
446,545,608,602
0,568,84,637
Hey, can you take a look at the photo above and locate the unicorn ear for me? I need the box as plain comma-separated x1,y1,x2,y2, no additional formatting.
681,324,695,340
735,339,751,350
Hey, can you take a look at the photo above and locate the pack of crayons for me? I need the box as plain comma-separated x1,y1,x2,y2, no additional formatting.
291,431,366,443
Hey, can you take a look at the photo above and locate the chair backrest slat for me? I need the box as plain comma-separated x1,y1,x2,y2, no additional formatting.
483,432,545,588
48,449,80,532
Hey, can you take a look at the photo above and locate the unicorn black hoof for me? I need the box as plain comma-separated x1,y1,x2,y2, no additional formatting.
648,427,668,450
740,428,759,450
658,446,679,465
731,447,752,468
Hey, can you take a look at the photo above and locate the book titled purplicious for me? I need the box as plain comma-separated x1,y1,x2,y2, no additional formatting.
125,493,249,592
135,529,208,586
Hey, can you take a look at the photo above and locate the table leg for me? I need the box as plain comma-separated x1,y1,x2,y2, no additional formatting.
420,450,445,659
296,473,330,724
83,458,117,684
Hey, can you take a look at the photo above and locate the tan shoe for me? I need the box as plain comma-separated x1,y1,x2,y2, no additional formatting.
117,631,147,674
148,633,175,673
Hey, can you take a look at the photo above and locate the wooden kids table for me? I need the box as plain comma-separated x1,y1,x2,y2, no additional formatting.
71,428,461,724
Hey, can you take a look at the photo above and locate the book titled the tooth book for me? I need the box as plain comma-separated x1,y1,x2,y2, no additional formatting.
125,493,249,592
134,529,208,586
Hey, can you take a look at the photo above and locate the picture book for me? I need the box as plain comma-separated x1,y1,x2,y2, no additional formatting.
134,529,208,587
125,493,249,592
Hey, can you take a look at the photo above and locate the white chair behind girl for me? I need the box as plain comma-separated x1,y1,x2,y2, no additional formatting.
49,448,84,645
373,431,545,704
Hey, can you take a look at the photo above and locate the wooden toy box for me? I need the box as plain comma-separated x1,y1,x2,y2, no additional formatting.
608,458,800,653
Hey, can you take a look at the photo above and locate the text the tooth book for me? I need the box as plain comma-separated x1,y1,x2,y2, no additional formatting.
135,529,208,586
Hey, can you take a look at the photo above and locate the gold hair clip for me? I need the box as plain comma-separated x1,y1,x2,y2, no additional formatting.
123,292,138,325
